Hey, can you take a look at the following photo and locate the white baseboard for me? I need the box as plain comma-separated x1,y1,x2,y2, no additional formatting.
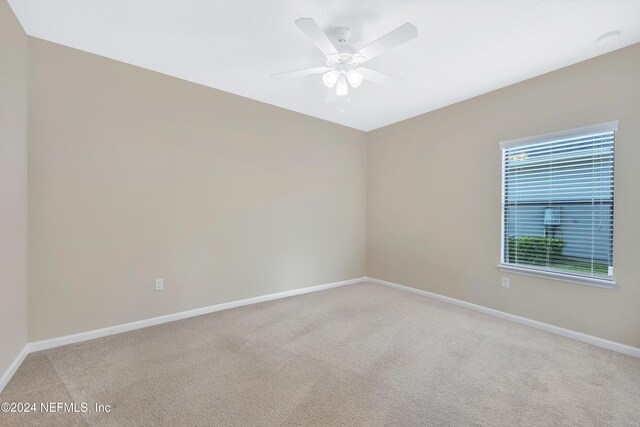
0,344,29,394
0,276,366,392
28,277,367,353
366,277,640,358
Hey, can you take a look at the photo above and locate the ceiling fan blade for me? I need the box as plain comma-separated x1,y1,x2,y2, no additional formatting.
325,85,338,103
359,67,401,85
270,66,329,80
295,18,338,55
357,23,417,62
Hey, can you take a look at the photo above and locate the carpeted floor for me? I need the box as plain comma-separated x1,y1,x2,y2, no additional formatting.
1,282,639,426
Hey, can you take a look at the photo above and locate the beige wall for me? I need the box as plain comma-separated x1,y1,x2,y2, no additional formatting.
0,0,28,375
367,44,640,347
15,29,640,349
27,38,366,341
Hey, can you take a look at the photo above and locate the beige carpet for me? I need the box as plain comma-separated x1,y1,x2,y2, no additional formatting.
1,282,639,426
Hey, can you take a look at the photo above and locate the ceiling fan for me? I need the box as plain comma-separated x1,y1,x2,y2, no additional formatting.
270,18,417,102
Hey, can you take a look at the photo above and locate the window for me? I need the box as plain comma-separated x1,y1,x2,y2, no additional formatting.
499,122,617,288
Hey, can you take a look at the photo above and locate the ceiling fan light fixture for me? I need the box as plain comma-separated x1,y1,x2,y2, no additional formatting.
346,68,364,88
322,70,340,88
336,74,349,96
272,18,417,102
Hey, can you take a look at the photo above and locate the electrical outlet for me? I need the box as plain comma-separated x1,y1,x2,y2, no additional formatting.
502,277,510,288
155,278,164,291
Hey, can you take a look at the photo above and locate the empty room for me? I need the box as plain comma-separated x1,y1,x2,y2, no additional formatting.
1,0,639,425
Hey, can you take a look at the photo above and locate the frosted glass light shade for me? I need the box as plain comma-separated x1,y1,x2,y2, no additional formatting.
322,70,340,88
336,75,349,96
346,69,363,88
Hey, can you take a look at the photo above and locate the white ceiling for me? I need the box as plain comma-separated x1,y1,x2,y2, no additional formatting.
9,0,640,131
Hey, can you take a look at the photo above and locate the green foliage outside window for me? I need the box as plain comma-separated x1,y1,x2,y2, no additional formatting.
507,236,565,266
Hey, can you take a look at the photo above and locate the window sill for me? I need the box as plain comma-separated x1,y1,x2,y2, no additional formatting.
497,264,616,289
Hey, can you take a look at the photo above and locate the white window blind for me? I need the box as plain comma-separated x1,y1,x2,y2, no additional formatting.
500,123,616,284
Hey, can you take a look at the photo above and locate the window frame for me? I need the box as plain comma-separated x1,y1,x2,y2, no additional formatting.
497,121,618,289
